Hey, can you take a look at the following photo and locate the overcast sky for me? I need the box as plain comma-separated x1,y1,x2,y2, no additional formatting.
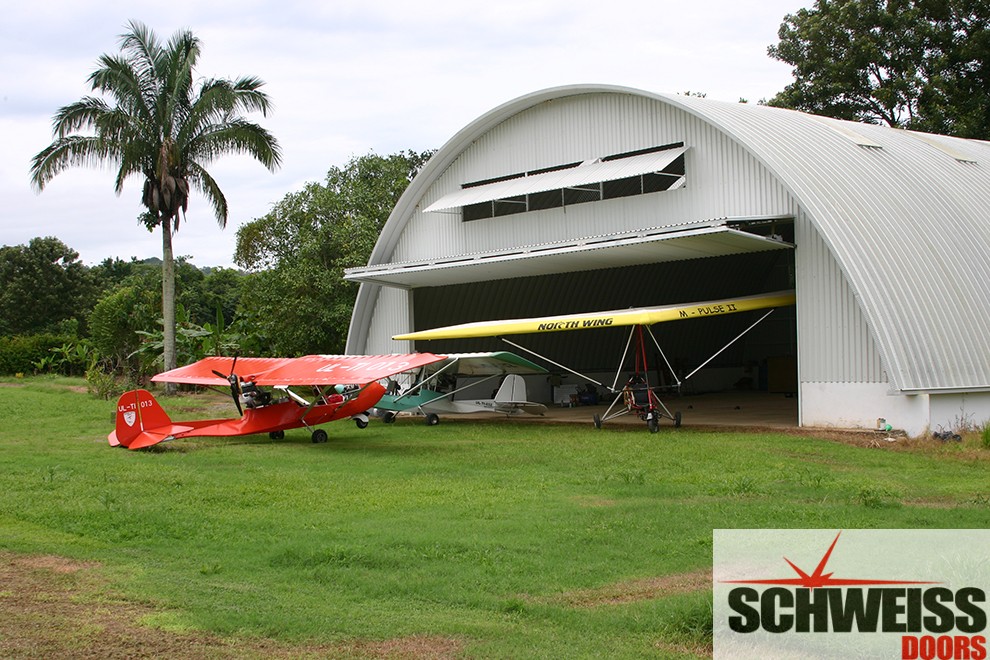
1,0,804,269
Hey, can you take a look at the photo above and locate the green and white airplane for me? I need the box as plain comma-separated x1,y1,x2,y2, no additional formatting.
374,351,548,425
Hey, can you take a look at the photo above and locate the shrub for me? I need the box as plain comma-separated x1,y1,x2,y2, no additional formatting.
85,360,123,400
0,334,75,375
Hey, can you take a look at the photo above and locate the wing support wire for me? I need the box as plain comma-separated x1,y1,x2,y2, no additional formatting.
274,385,322,430
273,384,368,431
610,326,636,392
410,374,503,414
599,325,679,425
390,358,461,403
500,338,607,390
682,309,776,381
388,359,505,414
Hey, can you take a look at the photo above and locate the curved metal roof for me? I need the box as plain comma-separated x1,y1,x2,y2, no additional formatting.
661,92,990,392
350,84,990,392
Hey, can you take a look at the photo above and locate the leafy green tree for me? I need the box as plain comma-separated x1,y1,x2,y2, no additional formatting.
30,20,281,388
88,284,159,375
234,150,433,355
767,0,990,138
88,256,228,374
0,237,95,336
89,256,159,294
915,0,990,138
182,267,245,328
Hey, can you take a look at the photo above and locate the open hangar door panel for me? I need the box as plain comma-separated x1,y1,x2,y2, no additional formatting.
411,250,797,402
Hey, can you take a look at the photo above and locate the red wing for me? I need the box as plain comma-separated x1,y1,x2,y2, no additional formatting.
252,353,446,386
150,354,446,387
151,356,291,386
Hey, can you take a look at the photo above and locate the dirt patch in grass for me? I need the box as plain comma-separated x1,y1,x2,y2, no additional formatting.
544,567,712,608
0,552,463,659
654,638,712,659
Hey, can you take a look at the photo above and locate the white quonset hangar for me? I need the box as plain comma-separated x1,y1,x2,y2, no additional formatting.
344,84,990,436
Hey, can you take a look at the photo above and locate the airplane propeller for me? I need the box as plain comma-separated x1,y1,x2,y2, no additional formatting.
211,356,243,416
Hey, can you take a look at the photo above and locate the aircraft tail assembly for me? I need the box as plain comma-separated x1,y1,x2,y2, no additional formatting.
493,374,527,403
492,374,547,416
109,389,192,450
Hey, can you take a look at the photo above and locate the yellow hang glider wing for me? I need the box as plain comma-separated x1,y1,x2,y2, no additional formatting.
393,290,796,341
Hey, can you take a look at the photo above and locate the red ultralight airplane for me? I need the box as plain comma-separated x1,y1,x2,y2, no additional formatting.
109,353,444,450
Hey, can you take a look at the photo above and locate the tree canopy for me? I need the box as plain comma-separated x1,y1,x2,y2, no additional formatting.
234,150,433,355
0,237,95,336
767,0,990,139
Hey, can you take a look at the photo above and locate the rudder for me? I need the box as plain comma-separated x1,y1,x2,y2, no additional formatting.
494,374,526,403
110,389,173,449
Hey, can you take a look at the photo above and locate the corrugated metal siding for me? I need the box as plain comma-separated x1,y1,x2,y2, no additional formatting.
362,285,412,354
671,94,990,390
796,211,885,383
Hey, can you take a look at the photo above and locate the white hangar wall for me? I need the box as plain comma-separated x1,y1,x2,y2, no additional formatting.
346,85,990,436
396,92,796,263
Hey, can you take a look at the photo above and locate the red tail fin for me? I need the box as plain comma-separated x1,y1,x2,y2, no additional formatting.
109,389,174,449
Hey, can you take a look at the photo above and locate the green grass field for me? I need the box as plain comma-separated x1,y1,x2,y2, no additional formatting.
2,377,989,658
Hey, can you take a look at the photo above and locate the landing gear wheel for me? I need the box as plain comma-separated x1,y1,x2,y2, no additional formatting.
425,413,440,426
593,414,602,429
647,413,659,434
269,430,285,440
311,429,328,444
383,412,397,424
674,411,682,428
354,417,369,429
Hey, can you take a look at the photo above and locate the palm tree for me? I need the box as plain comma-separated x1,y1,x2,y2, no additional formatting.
31,20,281,386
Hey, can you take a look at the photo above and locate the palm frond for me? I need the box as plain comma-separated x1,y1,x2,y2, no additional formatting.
188,119,282,170
30,135,119,190
50,97,112,136
118,20,160,86
188,162,228,226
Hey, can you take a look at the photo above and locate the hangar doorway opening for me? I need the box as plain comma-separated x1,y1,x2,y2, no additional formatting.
410,247,797,421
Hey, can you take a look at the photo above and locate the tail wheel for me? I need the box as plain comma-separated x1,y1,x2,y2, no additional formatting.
311,429,328,444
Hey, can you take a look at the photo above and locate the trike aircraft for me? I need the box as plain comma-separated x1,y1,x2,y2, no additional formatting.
109,353,445,449
374,351,548,425
393,291,796,433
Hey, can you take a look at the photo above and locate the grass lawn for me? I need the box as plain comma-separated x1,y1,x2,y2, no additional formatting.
1,377,989,658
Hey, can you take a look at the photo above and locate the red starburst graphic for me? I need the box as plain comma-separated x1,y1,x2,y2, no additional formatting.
721,531,940,589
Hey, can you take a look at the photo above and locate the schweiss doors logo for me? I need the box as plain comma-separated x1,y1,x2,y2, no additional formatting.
713,530,990,659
